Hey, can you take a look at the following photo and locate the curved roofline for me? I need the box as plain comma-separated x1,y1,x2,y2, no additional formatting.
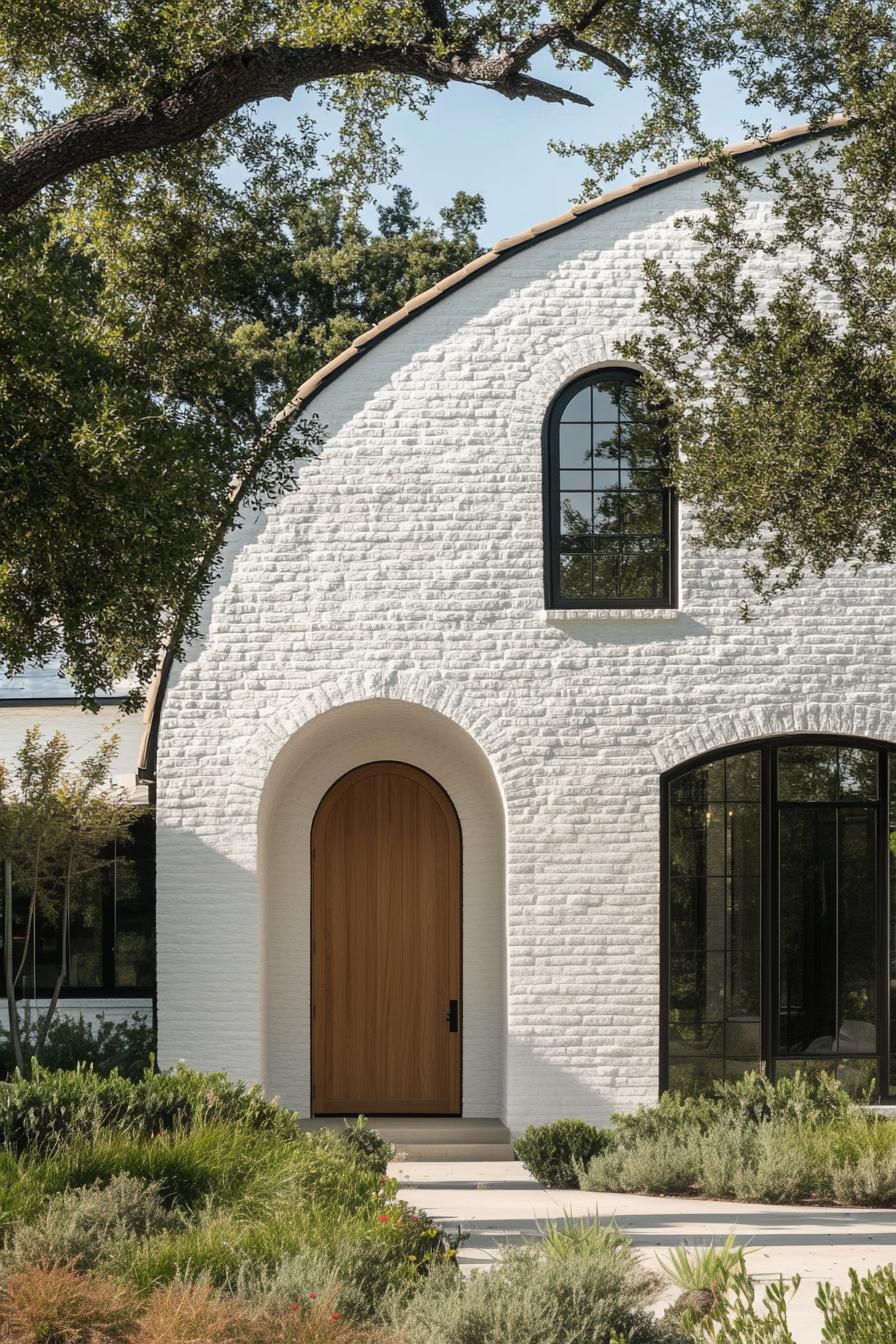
137,117,845,784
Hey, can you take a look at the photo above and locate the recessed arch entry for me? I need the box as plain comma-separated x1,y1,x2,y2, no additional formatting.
311,761,461,1115
662,734,896,1101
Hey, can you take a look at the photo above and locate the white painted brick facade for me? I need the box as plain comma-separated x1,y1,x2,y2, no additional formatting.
155,150,896,1130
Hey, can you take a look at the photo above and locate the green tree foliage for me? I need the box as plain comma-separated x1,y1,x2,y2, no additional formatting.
620,0,896,607
0,123,484,704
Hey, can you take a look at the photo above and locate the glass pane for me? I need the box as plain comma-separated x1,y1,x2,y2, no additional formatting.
620,492,664,535
559,553,591,598
670,804,726,877
592,426,620,458
592,492,621,535
560,494,591,535
560,386,591,421
592,540,620,595
667,751,763,1096
839,748,878,800
775,1057,877,1099
559,424,592,467
591,382,621,421
592,469,620,491
726,751,761,801
668,1059,725,1096
728,804,761,875
619,550,662,599
778,808,837,1053
68,869,105,989
778,745,838,801
559,470,591,490
115,816,155,989
837,808,876,1050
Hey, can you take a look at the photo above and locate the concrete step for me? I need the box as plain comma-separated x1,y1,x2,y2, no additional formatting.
302,1116,515,1161
392,1141,515,1161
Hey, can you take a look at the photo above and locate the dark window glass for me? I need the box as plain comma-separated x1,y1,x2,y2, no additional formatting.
547,370,675,607
666,739,887,1100
0,812,155,996
666,750,762,1088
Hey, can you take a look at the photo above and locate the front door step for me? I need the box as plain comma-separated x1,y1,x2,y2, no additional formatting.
302,1116,514,1161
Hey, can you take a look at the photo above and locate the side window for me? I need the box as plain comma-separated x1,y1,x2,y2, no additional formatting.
544,369,675,608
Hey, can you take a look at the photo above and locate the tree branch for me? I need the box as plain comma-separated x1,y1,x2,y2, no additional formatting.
419,0,450,33
0,17,616,212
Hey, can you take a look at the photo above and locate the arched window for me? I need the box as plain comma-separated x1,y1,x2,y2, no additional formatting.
663,737,893,1099
544,368,675,608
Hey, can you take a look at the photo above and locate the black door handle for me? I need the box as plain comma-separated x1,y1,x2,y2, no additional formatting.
447,999,459,1032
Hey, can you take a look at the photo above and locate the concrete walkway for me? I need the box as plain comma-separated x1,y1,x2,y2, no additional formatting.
391,1159,896,1344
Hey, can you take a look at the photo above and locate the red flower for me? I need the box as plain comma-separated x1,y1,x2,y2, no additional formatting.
328,1312,342,1321
307,1292,317,1299
410,1215,419,1223
378,1214,389,1223
290,1303,299,1312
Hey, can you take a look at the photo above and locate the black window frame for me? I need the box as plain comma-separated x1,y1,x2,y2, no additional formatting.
543,368,677,610
660,734,892,1102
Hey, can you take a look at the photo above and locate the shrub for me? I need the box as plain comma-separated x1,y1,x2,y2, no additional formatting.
394,1237,668,1344
829,1146,896,1206
339,1117,394,1176
0,1263,139,1343
135,1282,400,1344
580,1130,700,1196
7,1173,180,1272
731,1120,822,1204
512,1119,610,1187
817,1265,896,1342
0,1062,301,1156
697,1122,757,1200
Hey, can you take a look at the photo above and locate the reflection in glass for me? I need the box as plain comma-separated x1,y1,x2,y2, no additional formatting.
553,372,670,602
667,751,762,1091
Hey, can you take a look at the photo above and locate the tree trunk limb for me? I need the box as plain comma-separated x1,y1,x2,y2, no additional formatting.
0,26,611,212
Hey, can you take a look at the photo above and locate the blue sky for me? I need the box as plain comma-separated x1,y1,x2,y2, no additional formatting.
266,55,779,244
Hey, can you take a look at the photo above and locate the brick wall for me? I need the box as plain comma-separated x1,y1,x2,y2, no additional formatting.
156,154,896,1129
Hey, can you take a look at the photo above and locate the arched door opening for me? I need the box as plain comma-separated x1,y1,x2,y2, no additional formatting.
311,761,461,1115
662,736,893,1100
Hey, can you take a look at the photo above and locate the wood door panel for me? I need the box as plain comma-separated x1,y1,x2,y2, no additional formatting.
312,763,460,1114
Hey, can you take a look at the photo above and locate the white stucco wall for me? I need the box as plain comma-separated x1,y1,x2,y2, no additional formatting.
155,147,896,1129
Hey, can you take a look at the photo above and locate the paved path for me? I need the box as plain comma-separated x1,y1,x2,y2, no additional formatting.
391,1159,896,1344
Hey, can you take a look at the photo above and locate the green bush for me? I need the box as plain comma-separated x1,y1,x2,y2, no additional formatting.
6,1172,180,1271
339,1116,395,1176
817,1266,896,1342
580,1130,701,1196
512,1118,610,1187
0,1061,301,1156
393,1237,671,1344
556,1071,896,1207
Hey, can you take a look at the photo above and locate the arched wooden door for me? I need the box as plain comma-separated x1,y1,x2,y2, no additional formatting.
311,762,461,1114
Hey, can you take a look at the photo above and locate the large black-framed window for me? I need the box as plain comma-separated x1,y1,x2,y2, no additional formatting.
544,368,676,608
0,811,155,998
662,736,893,1100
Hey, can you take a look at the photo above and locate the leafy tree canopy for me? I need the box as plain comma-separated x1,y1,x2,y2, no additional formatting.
621,0,896,608
0,0,739,706
0,122,484,706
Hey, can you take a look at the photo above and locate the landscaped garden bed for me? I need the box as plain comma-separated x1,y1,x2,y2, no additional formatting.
3,1063,896,1341
513,1070,896,1205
